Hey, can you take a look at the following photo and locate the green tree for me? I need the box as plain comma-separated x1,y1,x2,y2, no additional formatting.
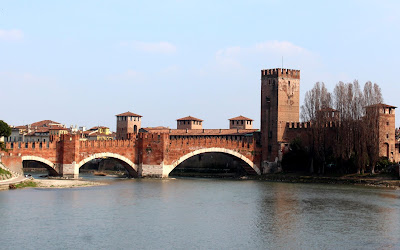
0,120,11,151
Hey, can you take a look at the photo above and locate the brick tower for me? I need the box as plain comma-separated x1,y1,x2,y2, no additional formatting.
116,111,142,140
365,104,397,162
260,68,300,165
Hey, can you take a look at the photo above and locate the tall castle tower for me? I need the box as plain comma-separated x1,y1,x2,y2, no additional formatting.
365,104,397,162
116,111,142,140
260,68,300,164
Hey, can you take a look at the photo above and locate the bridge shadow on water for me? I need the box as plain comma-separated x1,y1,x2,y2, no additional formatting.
169,152,250,178
22,160,58,177
79,158,130,178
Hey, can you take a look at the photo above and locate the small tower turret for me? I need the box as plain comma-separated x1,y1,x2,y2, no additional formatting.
116,111,142,140
229,116,253,129
177,116,203,130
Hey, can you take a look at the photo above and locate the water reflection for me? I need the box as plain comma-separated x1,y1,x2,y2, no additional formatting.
255,183,400,249
0,179,399,249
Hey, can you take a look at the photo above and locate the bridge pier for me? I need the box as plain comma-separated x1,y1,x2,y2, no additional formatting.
139,164,166,178
57,162,79,179
262,160,282,174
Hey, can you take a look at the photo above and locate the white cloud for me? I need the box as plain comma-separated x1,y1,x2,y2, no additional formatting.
0,29,23,41
253,41,309,55
0,72,54,87
160,65,179,74
106,69,146,83
215,41,317,70
120,41,176,54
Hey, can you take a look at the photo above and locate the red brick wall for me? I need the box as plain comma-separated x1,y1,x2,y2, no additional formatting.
2,132,262,176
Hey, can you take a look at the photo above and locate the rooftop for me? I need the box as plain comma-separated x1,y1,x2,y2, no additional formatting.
143,128,258,136
30,120,62,127
116,111,142,117
89,126,109,130
318,107,338,112
229,115,253,121
365,103,397,109
176,116,203,121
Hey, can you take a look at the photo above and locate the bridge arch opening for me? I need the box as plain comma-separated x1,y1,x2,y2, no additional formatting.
167,148,260,178
77,153,138,178
21,156,59,176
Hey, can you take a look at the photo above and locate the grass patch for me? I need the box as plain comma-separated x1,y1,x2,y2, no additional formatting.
14,180,37,189
0,168,11,175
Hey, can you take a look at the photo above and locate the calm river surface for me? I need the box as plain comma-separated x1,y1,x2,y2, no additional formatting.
0,176,399,249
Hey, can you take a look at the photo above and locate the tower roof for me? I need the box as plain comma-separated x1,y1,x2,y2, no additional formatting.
116,111,142,117
229,115,253,121
318,107,339,112
365,103,397,109
176,116,203,121
30,120,61,127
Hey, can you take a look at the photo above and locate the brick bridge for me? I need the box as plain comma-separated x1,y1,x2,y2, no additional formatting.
1,131,262,178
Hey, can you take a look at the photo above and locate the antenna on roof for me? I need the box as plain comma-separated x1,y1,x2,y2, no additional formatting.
282,56,283,69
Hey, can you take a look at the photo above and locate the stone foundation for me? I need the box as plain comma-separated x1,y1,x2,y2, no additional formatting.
140,164,164,178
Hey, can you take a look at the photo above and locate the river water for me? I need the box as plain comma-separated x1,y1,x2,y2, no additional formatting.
0,176,399,249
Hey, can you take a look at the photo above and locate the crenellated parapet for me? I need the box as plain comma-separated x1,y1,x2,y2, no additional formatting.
286,121,312,129
79,139,136,149
5,141,57,150
285,120,340,130
169,135,255,150
261,68,300,79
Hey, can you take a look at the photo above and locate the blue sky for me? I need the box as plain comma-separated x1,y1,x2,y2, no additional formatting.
1,0,399,130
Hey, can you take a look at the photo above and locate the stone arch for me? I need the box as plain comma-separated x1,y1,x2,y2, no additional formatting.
21,155,59,176
76,152,138,177
163,147,261,177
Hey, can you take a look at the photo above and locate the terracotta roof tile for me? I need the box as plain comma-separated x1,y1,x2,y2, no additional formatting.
318,108,338,112
14,125,27,129
116,111,142,117
89,126,109,130
144,128,258,136
176,116,203,121
365,103,397,109
229,115,253,121
30,120,61,127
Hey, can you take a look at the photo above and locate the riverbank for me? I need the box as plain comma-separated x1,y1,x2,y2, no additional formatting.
0,178,107,190
34,179,107,189
254,173,400,189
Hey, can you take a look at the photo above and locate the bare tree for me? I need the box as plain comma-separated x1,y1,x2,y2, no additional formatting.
301,82,333,173
300,80,384,175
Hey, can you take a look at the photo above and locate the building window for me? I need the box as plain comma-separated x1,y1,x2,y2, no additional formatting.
387,134,389,139
387,122,389,126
